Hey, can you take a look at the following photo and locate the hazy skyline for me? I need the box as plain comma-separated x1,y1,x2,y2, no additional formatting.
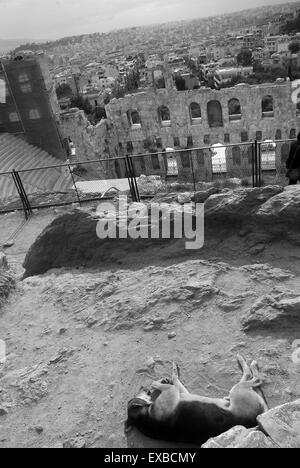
1,0,298,41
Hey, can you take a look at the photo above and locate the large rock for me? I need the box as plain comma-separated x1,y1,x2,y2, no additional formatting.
23,209,180,277
202,426,252,448
257,400,300,448
202,426,277,448
241,291,300,331
204,186,283,222
137,175,164,195
236,431,278,448
256,185,300,226
191,187,219,203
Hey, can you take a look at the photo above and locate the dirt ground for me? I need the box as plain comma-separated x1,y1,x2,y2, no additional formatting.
0,208,299,448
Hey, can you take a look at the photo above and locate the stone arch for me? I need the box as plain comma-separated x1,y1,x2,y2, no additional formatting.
207,100,223,128
232,146,241,165
151,153,160,169
297,92,300,115
196,149,205,165
181,151,191,168
158,105,171,126
262,95,274,117
189,102,202,123
228,98,241,121
127,109,141,126
281,143,290,164
248,146,253,165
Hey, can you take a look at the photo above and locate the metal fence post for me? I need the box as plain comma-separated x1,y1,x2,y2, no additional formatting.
12,170,32,219
189,150,196,192
257,141,262,187
68,165,81,206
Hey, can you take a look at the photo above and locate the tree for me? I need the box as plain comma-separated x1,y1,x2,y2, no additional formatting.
281,13,300,34
70,95,92,115
56,83,73,99
237,48,253,67
289,41,300,54
174,76,187,91
124,69,140,93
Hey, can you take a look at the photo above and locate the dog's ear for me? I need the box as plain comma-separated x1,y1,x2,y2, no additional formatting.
128,398,149,409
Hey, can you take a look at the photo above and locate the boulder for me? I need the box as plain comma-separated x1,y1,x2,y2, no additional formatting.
256,185,300,226
202,426,252,448
236,431,278,448
204,186,283,222
23,209,178,277
191,187,219,203
241,291,300,331
177,192,192,204
257,400,300,448
137,175,164,195
202,426,279,448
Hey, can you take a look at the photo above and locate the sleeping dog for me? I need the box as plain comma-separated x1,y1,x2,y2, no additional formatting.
126,355,268,445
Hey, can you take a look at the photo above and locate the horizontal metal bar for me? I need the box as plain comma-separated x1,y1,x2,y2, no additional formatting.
0,138,296,176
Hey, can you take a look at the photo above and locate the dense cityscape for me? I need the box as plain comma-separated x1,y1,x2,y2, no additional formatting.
3,1,300,120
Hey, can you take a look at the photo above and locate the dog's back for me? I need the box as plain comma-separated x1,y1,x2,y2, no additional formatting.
127,399,254,445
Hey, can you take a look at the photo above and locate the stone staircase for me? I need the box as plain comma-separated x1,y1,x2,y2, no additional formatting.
0,133,73,202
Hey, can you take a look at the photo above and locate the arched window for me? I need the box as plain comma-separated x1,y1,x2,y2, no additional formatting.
228,98,241,121
151,154,160,169
275,129,282,140
181,151,191,168
127,110,141,127
290,128,296,139
158,105,171,126
281,143,290,164
189,102,201,124
196,149,205,165
232,146,241,165
207,100,223,128
256,131,262,141
241,131,248,142
248,146,253,165
262,95,274,117
126,141,133,153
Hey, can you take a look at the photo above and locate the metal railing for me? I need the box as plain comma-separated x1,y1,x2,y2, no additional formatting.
0,139,295,217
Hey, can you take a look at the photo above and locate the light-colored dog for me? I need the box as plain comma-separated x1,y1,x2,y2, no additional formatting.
126,355,268,445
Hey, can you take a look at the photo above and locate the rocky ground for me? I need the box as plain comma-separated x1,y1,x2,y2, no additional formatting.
0,185,300,448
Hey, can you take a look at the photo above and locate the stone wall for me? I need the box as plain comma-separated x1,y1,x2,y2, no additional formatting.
58,110,119,179
58,81,300,181
106,81,299,152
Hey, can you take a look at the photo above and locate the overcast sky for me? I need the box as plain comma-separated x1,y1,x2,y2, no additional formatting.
0,0,296,41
